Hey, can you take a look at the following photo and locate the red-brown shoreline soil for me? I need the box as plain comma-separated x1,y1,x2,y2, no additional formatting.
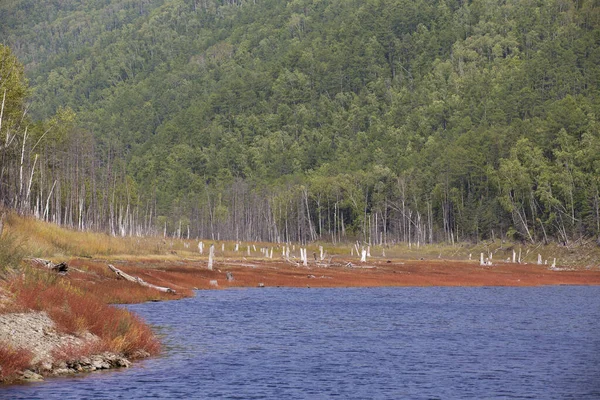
100,258,600,293
3,257,597,383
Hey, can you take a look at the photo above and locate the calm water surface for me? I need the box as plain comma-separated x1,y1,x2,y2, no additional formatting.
2,286,600,399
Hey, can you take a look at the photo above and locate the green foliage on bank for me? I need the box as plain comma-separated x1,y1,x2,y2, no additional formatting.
1,0,599,243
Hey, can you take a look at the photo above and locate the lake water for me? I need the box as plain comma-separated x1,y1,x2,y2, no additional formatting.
2,286,600,399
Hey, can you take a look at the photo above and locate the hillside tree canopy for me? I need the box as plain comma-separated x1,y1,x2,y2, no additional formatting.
0,0,599,245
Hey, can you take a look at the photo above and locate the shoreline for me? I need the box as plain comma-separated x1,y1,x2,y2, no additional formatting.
102,257,600,290
0,310,144,384
2,256,600,385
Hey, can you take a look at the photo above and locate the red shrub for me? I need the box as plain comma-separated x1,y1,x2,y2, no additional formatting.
9,276,161,359
101,310,161,356
51,341,107,363
0,342,33,382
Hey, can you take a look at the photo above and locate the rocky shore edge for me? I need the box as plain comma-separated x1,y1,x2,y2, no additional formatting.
0,310,148,384
18,351,142,383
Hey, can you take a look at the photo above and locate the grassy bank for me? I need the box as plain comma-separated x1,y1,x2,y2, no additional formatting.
1,213,599,383
4,212,599,268
0,214,168,383
0,269,162,382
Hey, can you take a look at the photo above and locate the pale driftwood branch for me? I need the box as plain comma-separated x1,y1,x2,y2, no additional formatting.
283,257,300,267
315,255,333,268
226,262,259,268
31,258,68,273
108,264,176,294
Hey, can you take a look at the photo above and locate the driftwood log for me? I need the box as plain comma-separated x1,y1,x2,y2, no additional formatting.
283,257,300,267
31,258,69,273
107,264,176,294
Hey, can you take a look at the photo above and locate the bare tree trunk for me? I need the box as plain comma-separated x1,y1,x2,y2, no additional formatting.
333,201,337,245
25,154,38,214
208,244,214,270
17,127,28,210
510,192,534,243
0,90,5,138
43,180,57,221
384,199,388,246
0,211,5,236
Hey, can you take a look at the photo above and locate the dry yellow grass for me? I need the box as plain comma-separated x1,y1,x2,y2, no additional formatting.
3,213,362,262
3,212,600,268
5,214,160,257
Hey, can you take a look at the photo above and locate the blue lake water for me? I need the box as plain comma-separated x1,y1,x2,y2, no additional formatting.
2,286,600,399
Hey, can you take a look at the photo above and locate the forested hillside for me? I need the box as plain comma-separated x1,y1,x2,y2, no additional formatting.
1,0,599,245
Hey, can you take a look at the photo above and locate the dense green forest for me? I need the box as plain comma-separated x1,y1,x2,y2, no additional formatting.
0,0,599,245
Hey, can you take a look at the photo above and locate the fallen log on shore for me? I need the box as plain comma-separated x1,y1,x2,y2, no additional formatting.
31,258,69,274
107,264,176,294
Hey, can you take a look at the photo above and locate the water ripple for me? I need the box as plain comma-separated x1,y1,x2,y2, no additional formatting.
2,286,600,399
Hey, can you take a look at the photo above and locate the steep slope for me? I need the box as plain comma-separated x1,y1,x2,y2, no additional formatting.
1,0,599,244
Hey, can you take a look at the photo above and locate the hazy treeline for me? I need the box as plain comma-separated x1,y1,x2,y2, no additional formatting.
0,0,599,244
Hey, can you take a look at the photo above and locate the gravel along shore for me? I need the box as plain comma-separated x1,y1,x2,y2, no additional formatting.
0,311,137,383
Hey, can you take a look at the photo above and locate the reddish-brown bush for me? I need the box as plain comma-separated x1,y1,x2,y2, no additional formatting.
9,276,161,358
51,341,107,363
0,343,33,382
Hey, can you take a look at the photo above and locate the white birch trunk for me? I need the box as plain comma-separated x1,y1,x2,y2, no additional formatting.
25,154,38,212
0,90,5,138
17,127,28,209
44,180,57,221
